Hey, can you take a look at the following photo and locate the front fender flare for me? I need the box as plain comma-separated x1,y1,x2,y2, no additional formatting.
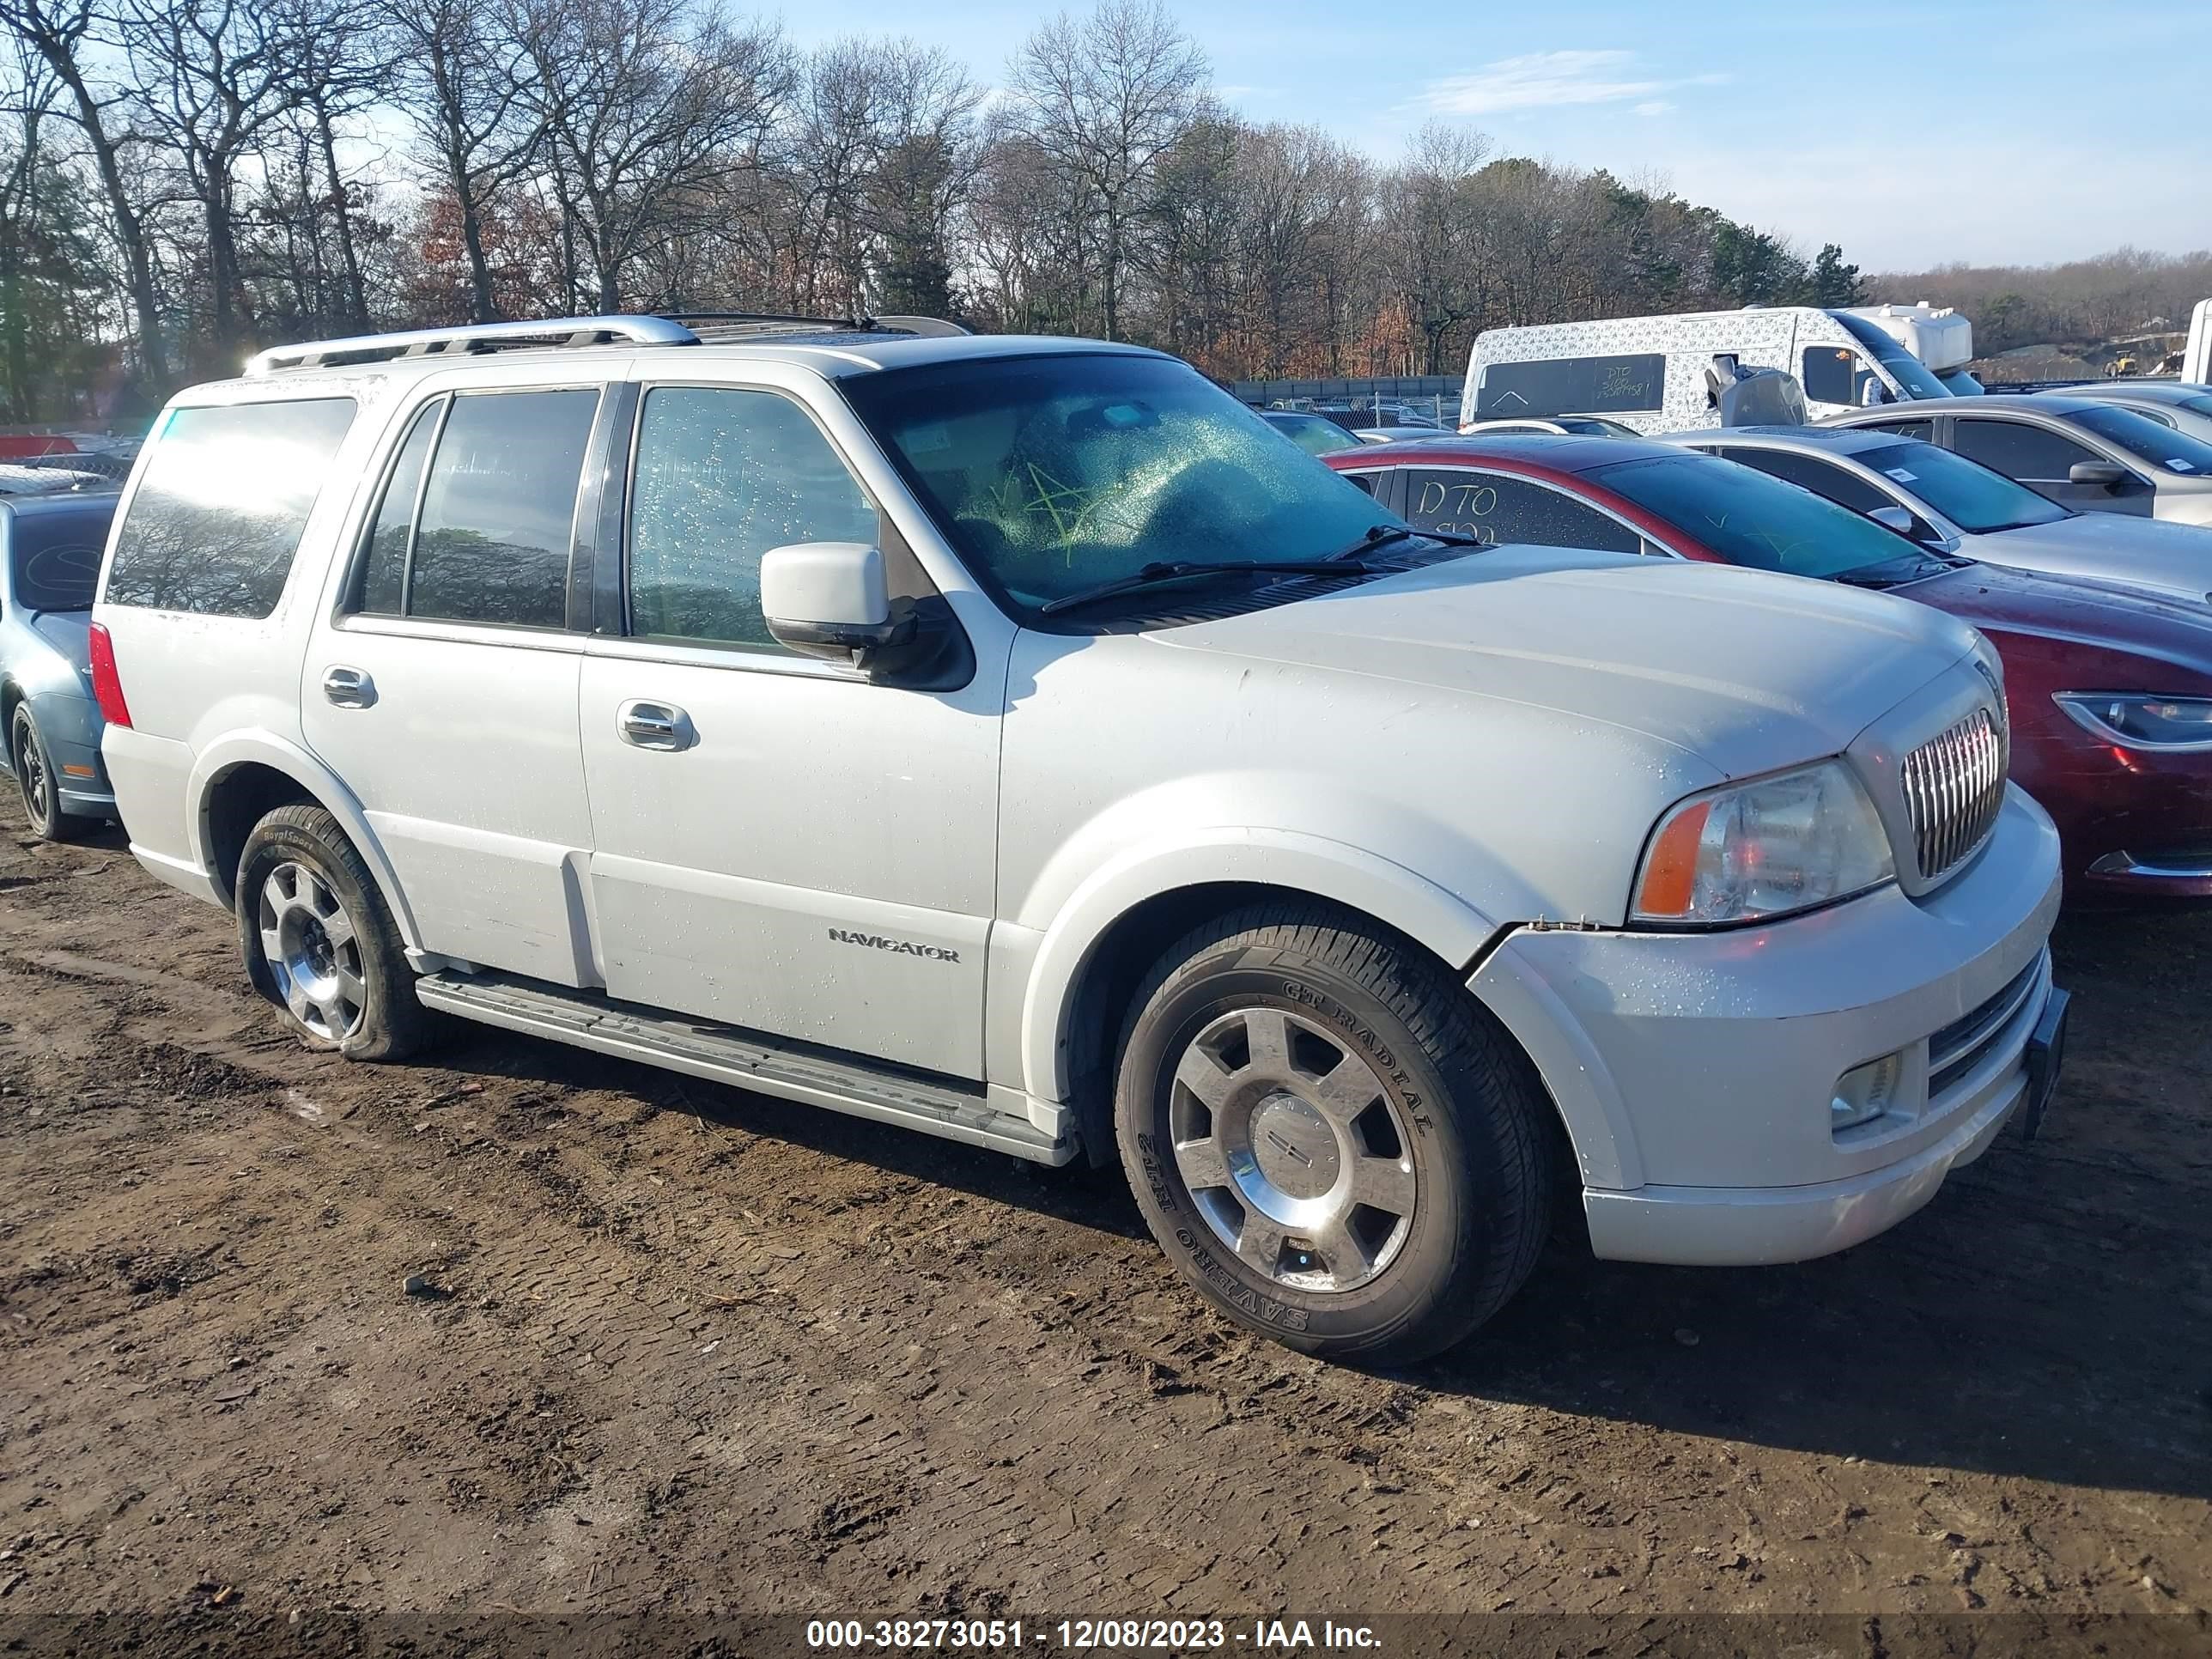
1019,828,1500,1103
185,729,427,953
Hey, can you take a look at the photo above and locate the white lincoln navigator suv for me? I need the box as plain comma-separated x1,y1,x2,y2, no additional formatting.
90,315,2068,1362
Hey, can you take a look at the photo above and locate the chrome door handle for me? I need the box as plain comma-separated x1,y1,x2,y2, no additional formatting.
322,666,375,708
617,700,692,751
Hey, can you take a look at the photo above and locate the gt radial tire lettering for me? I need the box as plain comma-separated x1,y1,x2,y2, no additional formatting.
1279,981,1428,1125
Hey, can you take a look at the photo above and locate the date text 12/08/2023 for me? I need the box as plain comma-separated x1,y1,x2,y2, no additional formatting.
803,1618,1383,1651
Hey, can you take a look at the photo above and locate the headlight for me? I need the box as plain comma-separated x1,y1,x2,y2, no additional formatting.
1632,759,1895,926
2054,693,2212,750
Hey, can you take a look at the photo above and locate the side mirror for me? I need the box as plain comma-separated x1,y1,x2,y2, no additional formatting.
2068,460,2130,491
1868,505,1917,535
761,542,915,667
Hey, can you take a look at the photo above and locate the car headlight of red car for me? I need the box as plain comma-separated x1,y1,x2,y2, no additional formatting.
2054,694,2212,750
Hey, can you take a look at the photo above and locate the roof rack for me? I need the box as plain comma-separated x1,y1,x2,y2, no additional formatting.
659,310,970,341
243,314,700,376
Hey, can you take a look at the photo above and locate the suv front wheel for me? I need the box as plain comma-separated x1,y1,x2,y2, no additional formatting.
1115,902,1551,1364
235,803,433,1060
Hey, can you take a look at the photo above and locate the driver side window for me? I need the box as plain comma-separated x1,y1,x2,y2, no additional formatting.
626,386,879,649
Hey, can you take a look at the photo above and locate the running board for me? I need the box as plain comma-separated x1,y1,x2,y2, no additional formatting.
414,972,1073,1164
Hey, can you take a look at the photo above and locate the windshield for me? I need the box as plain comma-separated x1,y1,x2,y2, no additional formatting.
1856,441,2067,533
2071,404,2212,474
8,510,111,610
1832,312,1954,401
1938,369,1984,395
842,354,1395,617
1264,411,1363,457
1589,451,1936,581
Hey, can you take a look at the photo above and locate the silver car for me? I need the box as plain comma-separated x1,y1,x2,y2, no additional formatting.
2045,381,2212,447
1670,424,2212,606
1825,392,2212,527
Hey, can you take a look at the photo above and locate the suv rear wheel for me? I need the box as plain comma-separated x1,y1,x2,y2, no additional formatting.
235,803,433,1060
1115,902,1550,1364
12,707,88,844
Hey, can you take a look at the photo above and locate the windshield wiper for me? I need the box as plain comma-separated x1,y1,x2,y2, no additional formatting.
1327,522,1487,561
1039,557,1375,616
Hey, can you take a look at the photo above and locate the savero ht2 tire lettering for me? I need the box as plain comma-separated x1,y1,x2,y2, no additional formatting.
235,803,434,1062
1115,902,1551,1364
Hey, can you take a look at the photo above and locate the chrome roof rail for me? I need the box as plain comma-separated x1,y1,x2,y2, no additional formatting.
243,314,701,376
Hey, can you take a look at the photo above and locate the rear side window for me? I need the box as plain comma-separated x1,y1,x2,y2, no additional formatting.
1474,354,1663,418
104,398,356,617
1401,467,1644,555
350,388,599,628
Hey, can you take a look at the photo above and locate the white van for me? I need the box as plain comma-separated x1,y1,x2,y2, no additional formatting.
1462,306,1955,434
2185,298,2211,385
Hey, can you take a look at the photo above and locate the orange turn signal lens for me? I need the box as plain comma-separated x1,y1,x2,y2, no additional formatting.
1635,800,1711,918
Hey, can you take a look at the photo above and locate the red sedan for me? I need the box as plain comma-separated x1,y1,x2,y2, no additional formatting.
1323,434,2212,900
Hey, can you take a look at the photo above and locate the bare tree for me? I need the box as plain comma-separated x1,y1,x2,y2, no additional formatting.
382,0,543,322
516,0,787,313
1002,0,1206,341
0,0,165,380
121,0,307,366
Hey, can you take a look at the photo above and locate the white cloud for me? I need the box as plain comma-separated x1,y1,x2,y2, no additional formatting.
1632,100,1675,118
1414,50,1664,116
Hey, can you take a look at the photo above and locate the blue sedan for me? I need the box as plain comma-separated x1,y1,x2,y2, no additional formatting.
2,491,120,840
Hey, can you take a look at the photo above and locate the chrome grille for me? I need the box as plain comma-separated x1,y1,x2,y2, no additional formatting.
1900,706,2008,882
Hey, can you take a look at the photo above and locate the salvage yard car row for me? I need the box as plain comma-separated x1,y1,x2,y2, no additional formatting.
27,307,2192,1369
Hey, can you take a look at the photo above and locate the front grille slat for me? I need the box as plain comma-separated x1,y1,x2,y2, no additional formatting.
1901,707,2005,884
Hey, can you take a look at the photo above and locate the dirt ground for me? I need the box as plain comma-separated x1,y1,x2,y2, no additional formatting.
0,793,2206,1656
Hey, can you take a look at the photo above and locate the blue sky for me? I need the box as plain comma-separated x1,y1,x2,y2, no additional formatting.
781,0,2212,273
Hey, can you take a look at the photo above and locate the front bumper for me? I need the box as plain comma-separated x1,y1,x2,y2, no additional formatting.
1468,783,2064,1267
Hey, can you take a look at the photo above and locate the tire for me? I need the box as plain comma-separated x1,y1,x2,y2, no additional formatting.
1115,902,1551,1364
235,803,434,1061
11,707,89,843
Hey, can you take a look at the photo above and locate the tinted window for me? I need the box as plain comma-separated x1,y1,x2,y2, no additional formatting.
1720,447,1892,514
1262,411,1361,456
628,387,878,647
1855,441,2066,533
1801,347,1881,408
842,354,1388,618
1403,468,1643,555
351,400,443,616
1475,353,1664,417
408,389,599,627
1588,453,1928,581
1953,418,2099,481
104,398,356,616
2069,404,2212,474
1868,417,1934,441
9,507,114,611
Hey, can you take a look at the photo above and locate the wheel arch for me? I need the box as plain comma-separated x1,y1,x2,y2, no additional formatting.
1021,831,1540,1158
188,732,426,952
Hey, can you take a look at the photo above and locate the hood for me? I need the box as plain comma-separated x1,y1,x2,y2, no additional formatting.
1152,547,1978,781
1978,513,2212,605
1899,561,2212,678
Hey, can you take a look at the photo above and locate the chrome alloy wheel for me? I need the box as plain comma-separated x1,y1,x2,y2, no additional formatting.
15,719,50,834
1168,1006,1417,1292
258,861,367,1042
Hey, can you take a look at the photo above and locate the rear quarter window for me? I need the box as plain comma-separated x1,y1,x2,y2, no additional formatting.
103,398,356,617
